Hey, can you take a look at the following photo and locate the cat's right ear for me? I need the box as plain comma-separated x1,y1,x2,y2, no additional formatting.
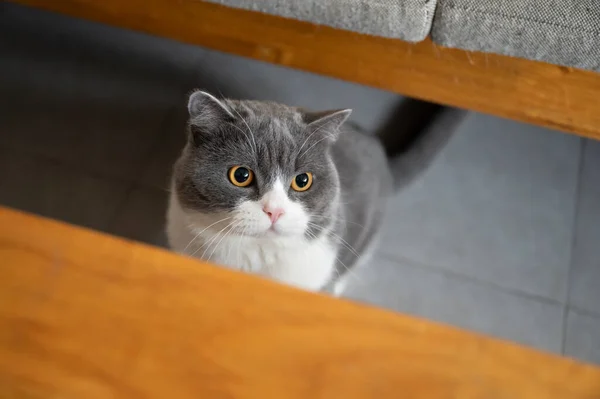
302,108,352,142
187,90,235,135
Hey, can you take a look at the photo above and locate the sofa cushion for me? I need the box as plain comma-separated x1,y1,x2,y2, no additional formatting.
431,0,600,71
206,0,438,42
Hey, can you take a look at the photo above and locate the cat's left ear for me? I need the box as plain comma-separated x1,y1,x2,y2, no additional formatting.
187,90,235,130
303,109,352,141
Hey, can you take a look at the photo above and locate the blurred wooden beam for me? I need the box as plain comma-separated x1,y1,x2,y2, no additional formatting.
8,0,600,140
1,206,600,397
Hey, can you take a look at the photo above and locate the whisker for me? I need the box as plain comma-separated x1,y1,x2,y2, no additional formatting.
193,230,222,259
307,222,361,258
183,216,233,253
230,107,258,155
305,230,359,283
194,220,238,258
237,223,249,271
296,122,331,157
227,122,255,155
207,221,241,262
335,259,360,282
298,134,332,159
313,214,366,230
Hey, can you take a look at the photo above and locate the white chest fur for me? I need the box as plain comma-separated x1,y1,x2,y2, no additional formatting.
167,194,338,291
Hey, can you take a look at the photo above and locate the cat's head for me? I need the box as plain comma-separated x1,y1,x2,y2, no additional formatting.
172,91,350,240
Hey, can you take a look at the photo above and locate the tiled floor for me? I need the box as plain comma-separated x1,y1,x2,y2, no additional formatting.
1,3,599,364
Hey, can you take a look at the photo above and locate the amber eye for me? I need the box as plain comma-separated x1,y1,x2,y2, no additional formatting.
228,166,254,187
291,172,313,192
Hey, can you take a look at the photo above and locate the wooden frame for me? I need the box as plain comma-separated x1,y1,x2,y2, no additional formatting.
2,206,600,397
10,0,600,141
3,5,600,395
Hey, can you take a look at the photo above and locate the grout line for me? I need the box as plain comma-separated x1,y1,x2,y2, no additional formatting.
376,251,564,307
104,60,202,233
561,138,587,354
568,305,600,320
104,101,183,233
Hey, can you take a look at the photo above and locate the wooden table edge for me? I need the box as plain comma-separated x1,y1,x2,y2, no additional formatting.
7,0,600,141
1,206,600,398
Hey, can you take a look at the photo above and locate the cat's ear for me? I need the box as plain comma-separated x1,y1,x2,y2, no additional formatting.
303,109,352,140
187,90,235,132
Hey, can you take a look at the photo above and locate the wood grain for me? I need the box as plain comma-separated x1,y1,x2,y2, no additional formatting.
8,0,600,140
1,207,600,398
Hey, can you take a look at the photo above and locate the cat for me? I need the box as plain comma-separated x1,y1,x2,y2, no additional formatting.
167,90,462,295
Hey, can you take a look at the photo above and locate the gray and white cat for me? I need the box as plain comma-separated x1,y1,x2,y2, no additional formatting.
167,90,460,294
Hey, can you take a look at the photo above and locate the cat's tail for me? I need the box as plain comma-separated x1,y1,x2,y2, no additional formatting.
375,99,467,190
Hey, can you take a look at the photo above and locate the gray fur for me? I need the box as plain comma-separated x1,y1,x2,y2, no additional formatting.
173,92,353,244
171,91,456,289
328,124,393,283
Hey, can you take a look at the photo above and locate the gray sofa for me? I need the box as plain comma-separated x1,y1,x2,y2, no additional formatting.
208,0,600,72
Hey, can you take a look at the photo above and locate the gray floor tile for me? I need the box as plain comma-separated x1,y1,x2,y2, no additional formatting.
0,150,129,232
139,106,188,190
569,140,600,315
1,2,207,79
378,113,581,301
343,255,564,353
194,49,402,133
0,3,204,181
109,186,169,247
565,310,600,365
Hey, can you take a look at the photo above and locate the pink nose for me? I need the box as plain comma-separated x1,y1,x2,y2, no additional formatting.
263,207,284,224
